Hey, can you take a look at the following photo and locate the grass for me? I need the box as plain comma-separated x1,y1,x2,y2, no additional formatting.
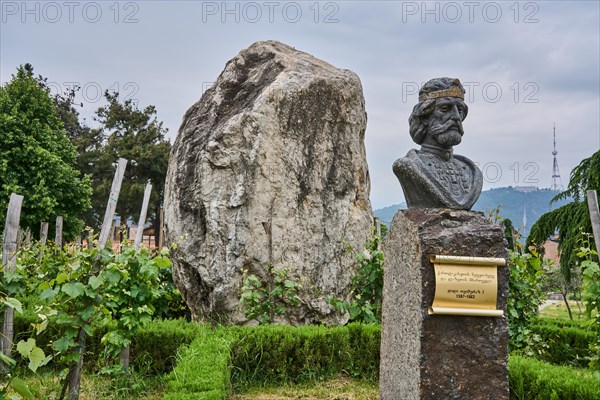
1,370,166,399
3,372,375,400
230,376,378,400
539,300,591,320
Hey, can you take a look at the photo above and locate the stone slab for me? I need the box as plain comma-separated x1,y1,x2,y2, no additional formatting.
380,209,509,400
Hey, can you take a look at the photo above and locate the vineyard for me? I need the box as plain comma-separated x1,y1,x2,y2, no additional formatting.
0,154,185,399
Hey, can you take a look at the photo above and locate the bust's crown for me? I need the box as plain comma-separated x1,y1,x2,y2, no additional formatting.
418,86,464,101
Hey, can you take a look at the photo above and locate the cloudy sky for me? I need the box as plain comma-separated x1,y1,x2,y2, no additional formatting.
1,0,599,209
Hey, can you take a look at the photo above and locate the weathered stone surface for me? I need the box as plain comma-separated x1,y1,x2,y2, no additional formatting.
380,209,509,400
164,41,372,324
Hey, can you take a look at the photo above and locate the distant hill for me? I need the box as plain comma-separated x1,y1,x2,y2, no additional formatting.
374,187,571,234
373,202,406,226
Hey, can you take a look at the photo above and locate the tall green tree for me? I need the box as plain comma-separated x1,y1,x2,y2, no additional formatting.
92,92,171,245
0,65,92,239
528,150,600,280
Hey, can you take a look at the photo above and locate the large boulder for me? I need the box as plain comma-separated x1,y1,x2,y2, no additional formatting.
164,41,373,324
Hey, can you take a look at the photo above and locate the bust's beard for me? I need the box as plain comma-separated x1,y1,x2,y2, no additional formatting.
437,130,463,146
429,120,463,147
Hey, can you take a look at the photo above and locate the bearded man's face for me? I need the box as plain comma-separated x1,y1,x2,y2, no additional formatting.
426,97,467,147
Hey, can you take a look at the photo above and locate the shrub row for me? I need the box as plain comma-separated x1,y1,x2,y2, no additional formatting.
530,319,596,368
163,321,600,400
161,323,381,398
130,319,204,374
509,355,600,399
15,313,600,399
227,323,380,388
533,316,598,331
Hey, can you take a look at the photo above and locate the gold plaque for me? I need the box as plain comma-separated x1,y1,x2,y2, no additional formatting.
429,255,506,317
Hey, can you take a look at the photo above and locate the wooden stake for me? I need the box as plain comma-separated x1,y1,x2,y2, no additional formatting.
1,193,24,363
40,222,49,246
55,216,63,249
158,207,165,251
98,158,127,248
39,222,49,263
134,183,152,251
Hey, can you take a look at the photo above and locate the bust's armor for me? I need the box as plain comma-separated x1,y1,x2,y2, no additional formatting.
393,149,482,209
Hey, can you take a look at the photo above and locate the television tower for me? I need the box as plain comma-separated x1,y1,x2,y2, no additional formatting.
551,123,564,191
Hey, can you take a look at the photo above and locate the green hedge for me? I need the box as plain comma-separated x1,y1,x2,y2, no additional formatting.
130,319,203,374
533,317,598,331
160,323,380,399
162,322,600,400
227,323,380,388
527,318,596,368
13,314,600,400
509,355,600,399
530,323,595,368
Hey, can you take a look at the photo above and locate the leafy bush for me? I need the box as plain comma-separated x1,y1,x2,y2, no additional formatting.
509,355,600,400
577,237,600,369
99,245,174,360
152,265,190,321
508,249,547,355
327,231,384,324
239,265,302,325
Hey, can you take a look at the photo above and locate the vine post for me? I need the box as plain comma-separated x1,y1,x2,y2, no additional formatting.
55,216,63,248
1,193,24,369
158,208,165,250
38,222,49,263
134,183,152,251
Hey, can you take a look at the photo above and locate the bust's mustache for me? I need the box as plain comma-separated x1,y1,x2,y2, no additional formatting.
429,120,464,137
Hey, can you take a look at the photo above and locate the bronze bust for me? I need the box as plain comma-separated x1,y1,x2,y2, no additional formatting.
393,77,483,209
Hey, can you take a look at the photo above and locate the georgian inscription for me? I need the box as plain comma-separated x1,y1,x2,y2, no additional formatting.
429,255,506,317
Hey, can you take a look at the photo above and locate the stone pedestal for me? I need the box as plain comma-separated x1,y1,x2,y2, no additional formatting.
380,209,509,400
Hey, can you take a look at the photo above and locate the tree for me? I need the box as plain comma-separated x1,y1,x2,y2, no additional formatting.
0,65,92,239
528,150,600,281
92,92,171,245
542,263,583,320
33,72,107,228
